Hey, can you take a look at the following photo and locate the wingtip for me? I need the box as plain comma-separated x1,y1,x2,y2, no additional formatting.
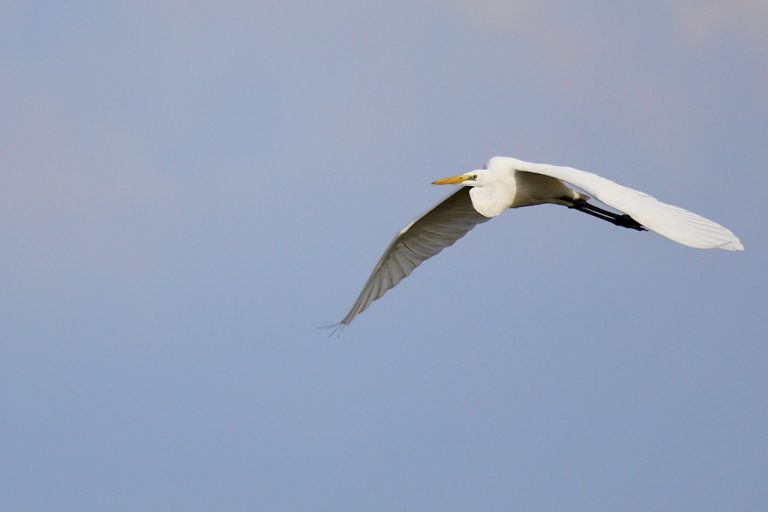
719,239,744,251
319,322,347,337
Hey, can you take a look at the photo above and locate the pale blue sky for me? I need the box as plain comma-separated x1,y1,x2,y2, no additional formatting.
2,2,766,510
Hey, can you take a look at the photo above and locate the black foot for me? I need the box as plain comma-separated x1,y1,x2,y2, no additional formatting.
615,214,647,231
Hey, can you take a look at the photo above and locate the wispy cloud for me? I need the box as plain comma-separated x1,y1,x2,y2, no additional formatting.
442,2,699,158
449,0,768,46
673,0,768,45
1,82,176,282
440,0,544,29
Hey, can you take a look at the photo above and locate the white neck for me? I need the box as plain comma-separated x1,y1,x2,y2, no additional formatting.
469,168,517,217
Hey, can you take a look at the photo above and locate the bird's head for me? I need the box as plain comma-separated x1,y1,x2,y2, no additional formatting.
432,170,485,187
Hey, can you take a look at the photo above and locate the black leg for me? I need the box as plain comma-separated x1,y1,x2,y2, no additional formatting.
568,200,647,231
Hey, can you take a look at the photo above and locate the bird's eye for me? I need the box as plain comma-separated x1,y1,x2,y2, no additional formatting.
469,175,477,181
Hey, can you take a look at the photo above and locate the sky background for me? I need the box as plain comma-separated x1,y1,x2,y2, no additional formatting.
2,1,767,510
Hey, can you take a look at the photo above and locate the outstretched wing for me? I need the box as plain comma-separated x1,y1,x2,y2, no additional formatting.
522,161,743,251
338,187,490,326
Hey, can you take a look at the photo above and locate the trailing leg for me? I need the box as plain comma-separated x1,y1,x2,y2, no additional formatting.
566,199,647,231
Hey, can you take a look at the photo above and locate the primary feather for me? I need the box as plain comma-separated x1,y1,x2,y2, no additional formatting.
338,188,489,326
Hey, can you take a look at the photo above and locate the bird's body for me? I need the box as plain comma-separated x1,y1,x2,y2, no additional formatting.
475,163,589,214
336,156,743,328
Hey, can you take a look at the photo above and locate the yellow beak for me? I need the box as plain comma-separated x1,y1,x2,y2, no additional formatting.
432,175,468,185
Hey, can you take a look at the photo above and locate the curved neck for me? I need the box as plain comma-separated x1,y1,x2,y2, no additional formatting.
469,169,517,217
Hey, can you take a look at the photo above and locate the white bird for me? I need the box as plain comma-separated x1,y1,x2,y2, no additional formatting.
336,156,743,327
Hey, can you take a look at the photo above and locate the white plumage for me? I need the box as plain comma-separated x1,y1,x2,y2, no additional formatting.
336,156,743,327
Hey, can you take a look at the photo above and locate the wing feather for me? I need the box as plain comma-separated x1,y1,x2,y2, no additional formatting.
522,161,743,250
337,187,490,326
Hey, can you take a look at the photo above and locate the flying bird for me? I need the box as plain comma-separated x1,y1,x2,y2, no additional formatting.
336,156,743,328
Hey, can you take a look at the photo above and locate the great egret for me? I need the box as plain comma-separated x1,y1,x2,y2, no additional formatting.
336,156,743,327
